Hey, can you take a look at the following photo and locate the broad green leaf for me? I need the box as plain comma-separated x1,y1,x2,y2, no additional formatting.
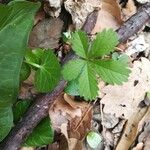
24,117,54,147
78,62,98,100
35,50,61,92
65,79,79,96
32,48,44,61
86,131,102,149
0,1,40,141
25,49,44,70
62,58,86,81
93,59,131,85
20,62,31,82
89,29,119,57
71,30,89,58
13,100,31,123
25,50,39,64
0,107,13,142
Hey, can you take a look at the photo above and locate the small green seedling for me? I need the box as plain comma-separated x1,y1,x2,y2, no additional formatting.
62,29,131,100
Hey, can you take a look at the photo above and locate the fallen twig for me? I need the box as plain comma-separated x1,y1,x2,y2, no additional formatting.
0,2,150,150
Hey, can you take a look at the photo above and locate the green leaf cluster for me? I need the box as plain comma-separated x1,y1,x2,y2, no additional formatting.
62,29,131,100
0,1,40,141
25,48,61,93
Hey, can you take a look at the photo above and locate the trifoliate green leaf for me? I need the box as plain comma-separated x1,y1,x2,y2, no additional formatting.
78,62,98,100
71,30,89,58
62,59,86,81
35,50,61,92
65,79,79,96
93,59,131,85
63,29,130,100
89,29,119,57
24,117,54,147
86,131,102,149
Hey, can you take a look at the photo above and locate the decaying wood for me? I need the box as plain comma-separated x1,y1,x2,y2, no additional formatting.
0,2,150,150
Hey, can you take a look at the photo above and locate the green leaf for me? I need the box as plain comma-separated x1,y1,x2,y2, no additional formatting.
20,62,31,82
89,29,119,57
86,131,102,149
78,62,98,100
35,50,61,92
71,30,89,58
24,117,54,147
0,1,40,141
62,58,86,81
0,107,13,142
63,29,130,100
65,79,79,96
25,50,39,64
13,100,31,124
25,49,44,70
93,59,131,85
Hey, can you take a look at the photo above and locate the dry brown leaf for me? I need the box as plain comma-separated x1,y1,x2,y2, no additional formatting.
29,18,63,49
100,57,150,119
64,0,100,28
49,93,92,150
92,0,122,34
132,142,144,150
122,0,137,21
116,107,148,150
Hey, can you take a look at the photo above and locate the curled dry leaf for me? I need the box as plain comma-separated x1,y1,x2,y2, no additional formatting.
92,0,123,34
64,0,100,28
29,18,63,49
49,93,93,150
100,57,150,119
121,0,137,21
116,107,148,150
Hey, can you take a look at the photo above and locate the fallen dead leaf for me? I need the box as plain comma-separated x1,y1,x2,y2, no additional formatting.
49,93,93,150
116,107,148,150
132,142,144,150
64,0,100,28
121,0,137,21
100,57,150,119
92,0,123,33
125,34,149,57
29,18,63,49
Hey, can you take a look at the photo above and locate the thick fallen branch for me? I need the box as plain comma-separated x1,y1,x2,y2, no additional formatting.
0,2,150,150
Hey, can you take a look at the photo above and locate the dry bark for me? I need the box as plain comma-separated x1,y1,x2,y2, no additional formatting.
0,2,150,150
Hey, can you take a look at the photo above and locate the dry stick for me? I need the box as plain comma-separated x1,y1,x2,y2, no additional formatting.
0,3,150,150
